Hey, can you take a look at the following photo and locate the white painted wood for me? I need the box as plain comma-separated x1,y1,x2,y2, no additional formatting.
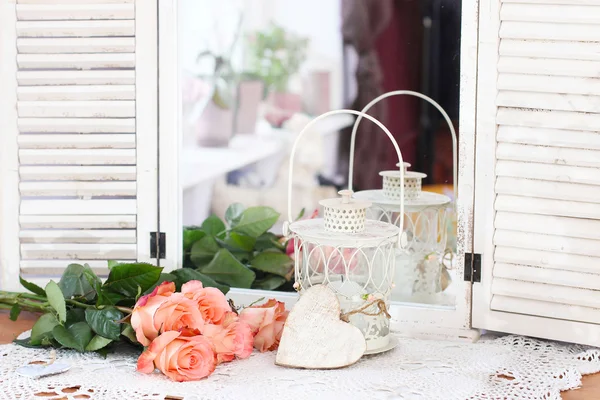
499,57,600,78
20,181,136,197
496,177,600,204
275,285,366,369
494,263,600,291
495,211,600,240
500,40,600,62
18,101,135,118
500,21,600,41
19,166,136,181
496,160,600,185
16,20,134,37
18,70,135,86
497,108,600,131
20,230,136,244
18,53,135,70
494,229,600,258
19,215,136,229
497,126,600,150
491,296,600,325
497,91,600,113
495,246,600,275
16,4,134,20
18,85,135,101
21,243,137,260
501,3,600,24
18,118,135,133
136,0,158,265
503,0,600,4
498,74,600,96
18,0,133,3
20,260,122,276
19,149,136,165
495,195,600,219
20,199,136,215
18,134,135,149
17,38,135,54
496,143,600,168
0,0,21,291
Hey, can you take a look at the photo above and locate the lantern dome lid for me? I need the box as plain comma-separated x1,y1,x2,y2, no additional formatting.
318,190,372,233
396,162,411,169
319,189,371,211
288,218,399,247
353,189,451,211
379,170,426,179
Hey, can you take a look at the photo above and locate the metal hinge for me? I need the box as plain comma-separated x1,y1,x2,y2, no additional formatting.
464,252,481,283
150,232,166,259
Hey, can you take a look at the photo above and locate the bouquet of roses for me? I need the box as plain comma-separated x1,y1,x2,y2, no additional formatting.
1,262,288,382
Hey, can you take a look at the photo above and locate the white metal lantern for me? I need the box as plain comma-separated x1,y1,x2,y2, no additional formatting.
350,91,458,307
284,110,408,353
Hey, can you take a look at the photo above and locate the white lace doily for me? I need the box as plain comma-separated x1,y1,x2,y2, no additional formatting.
1,334,599,400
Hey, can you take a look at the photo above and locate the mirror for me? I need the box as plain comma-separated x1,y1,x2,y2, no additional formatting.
178,0,462,308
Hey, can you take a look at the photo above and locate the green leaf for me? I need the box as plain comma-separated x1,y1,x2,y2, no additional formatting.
30,313,59,346
224,203,245,227
190,235,220,267
121,324,139,344
251,275,286,290
198,249,255,288
59,263,100,301
102,263,163,298
250,251,294,277
85,307,124,341
65,308,86,329
201,215,226,238
52,322,93,352
14,337,45,349
171,268,230,294
183,228,206,253
19,276,46,296
255,232,285,252
9,304,21,321
107,260,120,270
225,232,256,252
45,281,66,323
85,335,113,352
295,207,306,221
231,206,280,238
143,273,177,295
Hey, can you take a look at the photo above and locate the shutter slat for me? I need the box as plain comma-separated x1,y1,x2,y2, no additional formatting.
18,118,135,133
496,160,600,185
496,195,600,219
16,4,134,20
16,20,135,38
501,4,600,24
499,56,600,78
18,85,135,101
500,21,600,41
20,230,136,244
503,0,600,4
19,149,136,165
495,246,600,274
20,199,136,215
498,73,600,96
497,108,600,132
497,126,600,150
18,0,134,4
500,39,600,61
494,263,600,291
20,166,136,181
496,177,600,204
496,143,600,168
497,91,600,113
495,211,600,240
19,215,136,229
491,295,600,325
20,260,121,276
18,53,135,70
21,243,137,260
18,134,135,149
19,181,136,197
492,277,600,308
17,38,134,54
18,70,135,86
18,101,135,118
494,229,600,258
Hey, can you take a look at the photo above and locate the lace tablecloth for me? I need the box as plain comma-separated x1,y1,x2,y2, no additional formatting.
1,335,599,400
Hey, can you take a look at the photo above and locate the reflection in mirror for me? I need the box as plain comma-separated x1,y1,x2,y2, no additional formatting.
178,0,461,308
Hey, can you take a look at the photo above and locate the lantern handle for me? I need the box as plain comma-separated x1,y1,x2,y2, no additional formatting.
348,90,458,202
286,110,406,248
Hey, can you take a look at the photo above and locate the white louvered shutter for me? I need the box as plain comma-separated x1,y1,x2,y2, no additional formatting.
472,0,600,345
0,0,159,291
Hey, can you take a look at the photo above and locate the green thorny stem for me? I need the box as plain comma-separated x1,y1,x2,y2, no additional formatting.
0,291,133,315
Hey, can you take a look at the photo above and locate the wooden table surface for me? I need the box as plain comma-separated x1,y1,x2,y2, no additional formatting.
0,311,597,399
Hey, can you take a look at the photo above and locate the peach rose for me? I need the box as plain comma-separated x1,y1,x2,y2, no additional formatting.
203,312,253,363
239,299,288,352
181,280,232,325
137,331,217,382
131,281,176,346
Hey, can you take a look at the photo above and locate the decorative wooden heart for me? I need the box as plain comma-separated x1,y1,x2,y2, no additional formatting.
275,284,366,369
